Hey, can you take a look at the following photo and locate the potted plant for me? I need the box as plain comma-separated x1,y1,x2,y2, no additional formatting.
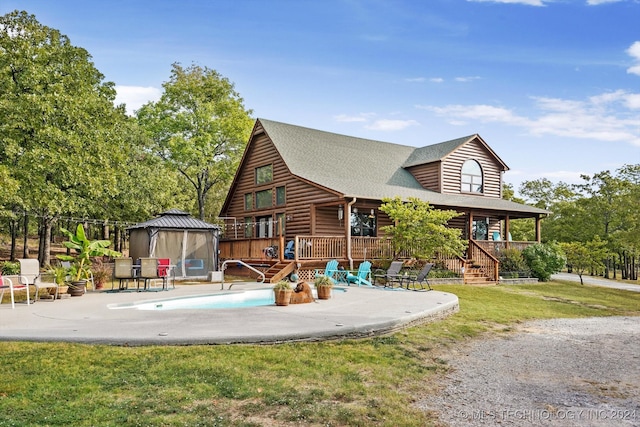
314,275,334,300
91,260,112,290
47,265,70,298
273,280,293,306
57,224,121,296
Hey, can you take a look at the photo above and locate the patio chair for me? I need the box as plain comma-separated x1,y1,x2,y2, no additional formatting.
346,261,373,287
18,258,58,301
137,258,161,291
113,257,135,290
373,261,404,288
157,258,173,290
315,259,340,284
1,275,31,308
284,240,295,260
403,263,434,291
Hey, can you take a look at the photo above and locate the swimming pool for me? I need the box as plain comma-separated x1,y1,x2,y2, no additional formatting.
109,287,346,311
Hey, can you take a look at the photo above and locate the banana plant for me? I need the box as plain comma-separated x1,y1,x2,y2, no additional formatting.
57,224,122,282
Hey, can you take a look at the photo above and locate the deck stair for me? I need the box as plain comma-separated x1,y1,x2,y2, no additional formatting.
264,261,296,283
464,261,496,285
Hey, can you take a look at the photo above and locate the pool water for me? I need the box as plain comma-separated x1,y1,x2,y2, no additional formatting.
109,287,346,311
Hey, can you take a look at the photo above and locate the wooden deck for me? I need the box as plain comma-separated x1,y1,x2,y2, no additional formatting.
218,236,536,284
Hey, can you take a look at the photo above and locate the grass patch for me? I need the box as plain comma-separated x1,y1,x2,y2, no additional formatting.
0,281,638,426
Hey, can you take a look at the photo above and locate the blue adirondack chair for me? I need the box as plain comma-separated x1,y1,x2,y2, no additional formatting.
284,240,295,259
347,261,372,287
315,259,340,284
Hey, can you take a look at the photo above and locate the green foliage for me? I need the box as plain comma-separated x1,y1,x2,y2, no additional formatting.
497,248,529,273
379,197,467,260
314,275,334,288
522,242,566,282
1,261,20,275
560,237,609,285
136,63,254,220
57,224,121,282
273,280,292,290
0,11,175,264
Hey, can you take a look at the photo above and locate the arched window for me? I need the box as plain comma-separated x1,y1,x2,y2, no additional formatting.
461,160,483,193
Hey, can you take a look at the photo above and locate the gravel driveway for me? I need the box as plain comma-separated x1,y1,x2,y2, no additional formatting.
418,316,640,426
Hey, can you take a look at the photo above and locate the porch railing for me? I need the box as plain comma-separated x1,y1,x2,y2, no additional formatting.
219,237,281,260
218,236,534,282
474,240,536,258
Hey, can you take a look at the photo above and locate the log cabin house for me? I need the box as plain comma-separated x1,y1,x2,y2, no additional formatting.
218,118,549,284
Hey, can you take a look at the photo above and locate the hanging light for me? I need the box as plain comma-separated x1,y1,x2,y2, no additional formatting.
353,207,358,214
337,205,344,221
369,209,375,218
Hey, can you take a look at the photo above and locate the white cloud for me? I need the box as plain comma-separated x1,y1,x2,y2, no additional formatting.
467,0,547,6
587,0,624,5
423,90,640,146
624,93,640,109
419,104,529,126
430,77,444,83
405,77,426,83
334,113,374,123
366,119,420,131
114,85,162,115
455,76,481,82
627,41,640,76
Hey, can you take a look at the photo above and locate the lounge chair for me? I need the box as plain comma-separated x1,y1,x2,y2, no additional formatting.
315,259,340,284
284,240,295,260
346,261,373,287
403,263,434,291
1,275,31,308
18,258,58,301
373,261,404,288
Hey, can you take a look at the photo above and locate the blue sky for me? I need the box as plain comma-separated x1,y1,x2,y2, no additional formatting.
4,0,640,195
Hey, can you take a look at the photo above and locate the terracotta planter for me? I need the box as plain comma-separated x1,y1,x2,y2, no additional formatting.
274,289,293,306
316,286,332,300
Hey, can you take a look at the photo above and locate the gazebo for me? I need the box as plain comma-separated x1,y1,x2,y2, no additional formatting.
127,209,221,279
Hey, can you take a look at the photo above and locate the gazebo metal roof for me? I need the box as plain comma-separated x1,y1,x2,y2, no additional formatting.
127,209,221,231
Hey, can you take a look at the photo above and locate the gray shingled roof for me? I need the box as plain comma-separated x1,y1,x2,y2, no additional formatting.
128,209,221,230
403,135,474,168
258,119,548,217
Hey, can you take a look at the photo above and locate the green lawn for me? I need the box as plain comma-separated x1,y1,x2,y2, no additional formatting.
1,281,638,426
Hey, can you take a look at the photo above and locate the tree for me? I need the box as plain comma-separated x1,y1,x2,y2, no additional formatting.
0,10,127,265
560,237,609,285
379,197,467,260
136,63,254,220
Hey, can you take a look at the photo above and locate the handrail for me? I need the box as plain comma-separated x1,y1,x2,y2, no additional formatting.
468,240,500,282
220,259,266,290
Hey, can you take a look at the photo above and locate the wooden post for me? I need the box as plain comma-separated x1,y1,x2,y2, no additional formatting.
505,215,510,249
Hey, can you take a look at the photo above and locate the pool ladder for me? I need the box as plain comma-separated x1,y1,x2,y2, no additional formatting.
220,259,266,290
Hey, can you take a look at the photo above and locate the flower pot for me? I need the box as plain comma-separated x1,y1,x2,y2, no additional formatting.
68,280,87,296
274,288,293,306
56,285,69,298
317,286,332,300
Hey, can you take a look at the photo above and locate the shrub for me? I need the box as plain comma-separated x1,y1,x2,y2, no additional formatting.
522,242,566,282
498,248,529,274
1,261,20,275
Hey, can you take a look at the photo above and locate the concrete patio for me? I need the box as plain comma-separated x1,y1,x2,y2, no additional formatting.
0,281,459,345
